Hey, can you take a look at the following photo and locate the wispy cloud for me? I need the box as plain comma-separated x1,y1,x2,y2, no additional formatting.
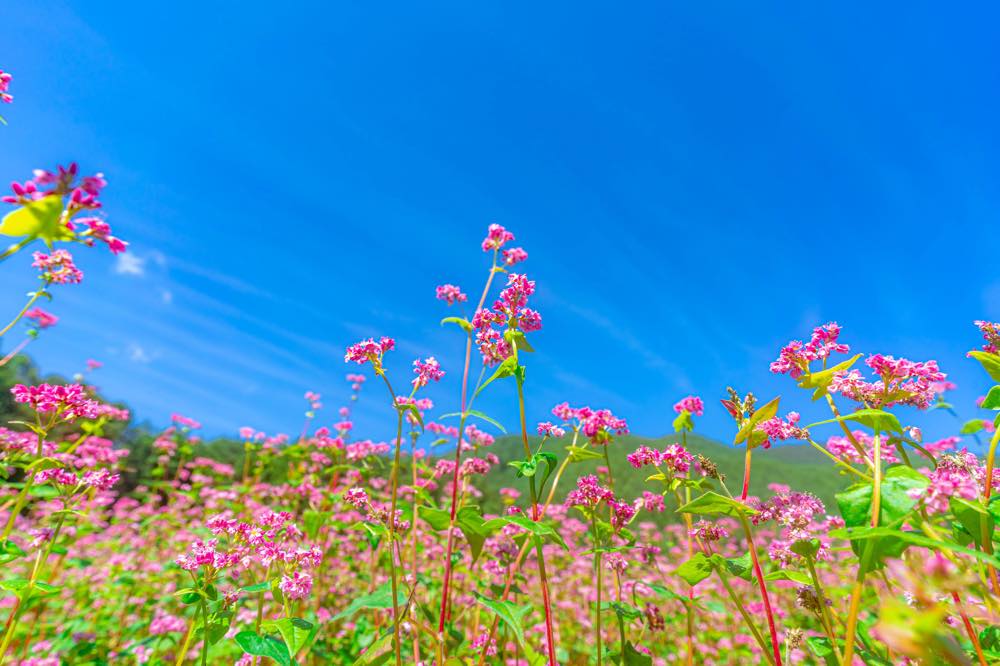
114,253,145,276
127,343,154,363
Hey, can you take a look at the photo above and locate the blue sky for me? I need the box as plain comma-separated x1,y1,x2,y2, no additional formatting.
2,2,998,448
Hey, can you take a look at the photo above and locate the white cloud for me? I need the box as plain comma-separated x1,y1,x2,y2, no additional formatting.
161,289,174,305
114,253,146,276
127,343,153,363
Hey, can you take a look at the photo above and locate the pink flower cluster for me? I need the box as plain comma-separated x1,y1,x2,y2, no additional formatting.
412,357,445,388
32,250,83,284
909,452,981,515
551,402,629,446
345,336,395,367
826,430,899,465
481,223,514,251
673,396,704,416
435,284,468,305
770,322,850,378
0,69,11,104
830,354,947,409
752,487,830,565
501,247,527,266
973,320,1000,355
754,412,808,449
472,273,542,364
11,383,100,421
536,422,566,438
171,413,202,430
626,443,693,475
25,307,58,329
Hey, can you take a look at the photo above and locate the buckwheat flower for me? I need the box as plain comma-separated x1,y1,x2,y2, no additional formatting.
641,491,665,513
345,336,395,370
412,356,445,388
435,284,468,305
605,552,628,573
973,320,1000,354
2,180,42,204
660,443,694,474
673,396,704,416
580,408,629,446
11,383,99,420
74,217,127,254
81,469,120,491
627,446,663,469
565,475,614,509
644,604,666,632
830,355,947,409
471,631,498,657
464,424,494,447
909,453,979,514
171,413,202,430
770,322,850,378
690,519,728,542
609,498,636,530
32,250,83,284
279,571,313,600
0,69,12,104
755,412,809,448
501,247,528,265
826,430,899,464
85,359,102,371
25,307,58,329
481,223,514,251
473,327,511,366
344,487,369,510
536,422,566,438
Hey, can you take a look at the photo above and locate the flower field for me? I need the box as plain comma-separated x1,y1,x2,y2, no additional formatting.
3,67,1000,666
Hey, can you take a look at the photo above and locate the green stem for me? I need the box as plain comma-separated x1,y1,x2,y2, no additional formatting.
0,291,44,339
592,514,602,666
0,238,33,263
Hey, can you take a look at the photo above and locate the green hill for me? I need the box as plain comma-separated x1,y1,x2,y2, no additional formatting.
470,432,850,518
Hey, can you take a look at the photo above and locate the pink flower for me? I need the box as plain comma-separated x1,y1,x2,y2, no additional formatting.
481,223,514,251
279,571,313,600
171,413,202,430
974,320,1000,355
565,475,614,509
412,357,445,388
25,307,58,329
11,383,99,421
830,355,947,410
0,70,12,104
435,284,468,305
536,422,566,438
909,452,980,514
690,520,729,542
32,250,83,284
73,217,127,254
673,395,704,416
345,336,395,368
501,247,528,265
85,359,102,371
754,412,808,449
770,322,850,378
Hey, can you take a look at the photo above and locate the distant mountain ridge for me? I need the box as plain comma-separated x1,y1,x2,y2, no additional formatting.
468,432,850,518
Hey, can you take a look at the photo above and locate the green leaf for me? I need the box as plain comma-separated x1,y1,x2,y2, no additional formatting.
734,396,781,446
439,409,506,434
982,386,1000,410
0,195,71,245
474,356,519,398
242,582,271,593
950,497,993,549
440,316,472,333
234,631,291,666
970,351,1000,383
0,540,26,565
566,444,603,462
352,633,394,665
796,354,863,400
829,526,1000,569
506,329,535,353
268,618,316,659
621,641,653,666
396,403,424,430
713,552,753,582
764,569,812,585
806,636,840,666
672,410,694,433
960,419,985,435
675,552,713,585
417,505,451,531
677,491,756,518
456,506,489,563
807,408,902,434
474,593,532,649
482,514,569,550
333,582,407,620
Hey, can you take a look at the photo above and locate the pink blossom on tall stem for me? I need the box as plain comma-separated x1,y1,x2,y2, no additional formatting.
480,223,514,251
435,284,468,305
32,250,83,284
0,70,11,104
673,395,705,416
501,246,527,265
11,383,99,421
345,336,395,372
411,357,445,388
770,322,850,377
829,354,947,409
25,308,58,329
